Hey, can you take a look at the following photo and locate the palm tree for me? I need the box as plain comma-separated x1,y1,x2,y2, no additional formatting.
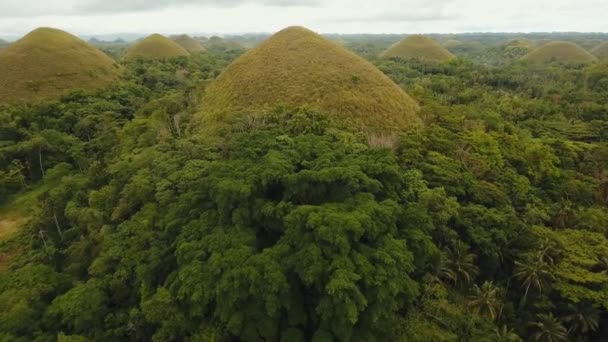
440,241,479,286
561,302,600,336
468,281,503,321
528,313,569,342
494,325,522,342
513,247,554,302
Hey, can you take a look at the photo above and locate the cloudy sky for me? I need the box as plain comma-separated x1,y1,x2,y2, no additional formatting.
1,0,607,38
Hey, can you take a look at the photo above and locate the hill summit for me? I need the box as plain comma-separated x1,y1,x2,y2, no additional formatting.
125,34,190,60
198,26,420,133
0,27,121,104
522,41,597,63
591,42,608,60
171,34,207,53
382,35,455,62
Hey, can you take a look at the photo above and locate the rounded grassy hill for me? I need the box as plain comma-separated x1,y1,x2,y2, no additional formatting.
197,26,420,133
522,41,597,64
591,42,608,60
125,34,190,60
171,34,207,53
0,27,121,104
381,35,455,62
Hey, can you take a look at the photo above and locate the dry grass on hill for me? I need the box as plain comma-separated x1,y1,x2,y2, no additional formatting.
197,26,420,133
171,34,207,53
382,35,455,62
125,33,190,60
522,41,597,64
0,27,121,104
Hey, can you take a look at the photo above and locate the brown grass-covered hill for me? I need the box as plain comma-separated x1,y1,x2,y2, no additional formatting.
591,42,608,60
197,26,420,133
382,35,455,62
125,34,190,60
0,27,121,104
171,34,207,53
522,41,597,64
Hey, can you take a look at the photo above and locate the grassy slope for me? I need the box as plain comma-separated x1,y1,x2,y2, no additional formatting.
125,34,190,60
522,41,597,63
0,27,121,104
172,34,207,53
591,42,608,60
198,26,420,133
382,35,455,62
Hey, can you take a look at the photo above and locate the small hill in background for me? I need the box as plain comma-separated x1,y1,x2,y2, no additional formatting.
125,34,190,60
0,39,9,49
442,39,464,49
381,35,455,62
591,42,608,60
171,34,207,53
199,36,245,52
522,41,597,63
197,26,420,133
504,38,534,50
0,27,121,104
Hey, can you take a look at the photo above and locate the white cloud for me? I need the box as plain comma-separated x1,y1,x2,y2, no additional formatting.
0,0,606,37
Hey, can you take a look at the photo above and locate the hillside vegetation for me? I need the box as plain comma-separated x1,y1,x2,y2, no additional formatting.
591,41,608,60
198,26,420,133
522,41,597,63
125,34,190,60
171,34,207,53
0,27,121,104
382,35,455,62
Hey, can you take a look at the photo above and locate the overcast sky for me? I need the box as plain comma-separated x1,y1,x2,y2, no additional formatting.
1,0,607,38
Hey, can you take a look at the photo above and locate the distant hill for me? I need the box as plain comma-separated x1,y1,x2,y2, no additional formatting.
197,26,420,133
591,42,608,60
0,27,121,104
522,41,597,63
0,39,8,49
382,35,455,62
504,38,534,50
171,34,207,53
199,36,244,52
125,34,190,60
442,39,464,49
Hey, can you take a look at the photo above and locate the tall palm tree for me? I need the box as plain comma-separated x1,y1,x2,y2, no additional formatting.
494,325,522,342
440,241,479,286
468,281,503,321
513,247,554,302
561,302,600,336
528,313,569,342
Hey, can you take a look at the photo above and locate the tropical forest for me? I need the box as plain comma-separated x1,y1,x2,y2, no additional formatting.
1,7,608,342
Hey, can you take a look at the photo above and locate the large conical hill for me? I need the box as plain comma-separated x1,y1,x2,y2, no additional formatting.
591,42,608,60
0,27,121,104
125,34,190,60
198,26,420,133
171,34,207,53
381,35,455,62
522,41,597,63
